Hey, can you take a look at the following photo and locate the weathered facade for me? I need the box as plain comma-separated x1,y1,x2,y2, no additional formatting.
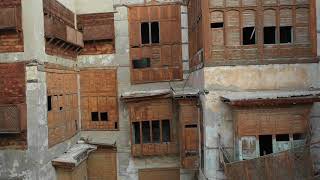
0,0,319,180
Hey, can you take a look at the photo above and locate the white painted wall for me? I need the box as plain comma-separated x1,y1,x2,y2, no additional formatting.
57,0,76,12
75,0,114,14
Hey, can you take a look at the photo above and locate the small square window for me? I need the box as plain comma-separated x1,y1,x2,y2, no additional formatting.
100,112,108,121
211,22,224,28
91,112,99,121
264,26,276,44
280,26,292,44
243,27,256,45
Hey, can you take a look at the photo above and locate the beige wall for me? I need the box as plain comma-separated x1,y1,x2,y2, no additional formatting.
75,0,114,14
204,64,318,91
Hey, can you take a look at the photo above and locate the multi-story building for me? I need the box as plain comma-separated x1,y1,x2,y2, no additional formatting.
0,0,319,179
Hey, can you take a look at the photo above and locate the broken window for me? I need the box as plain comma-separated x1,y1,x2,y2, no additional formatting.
162,120,171,142
142,121,151,143
141,22,160,44
211,22,224,28
259,135,273,156
152,120,160,143
47,96,52,111
264,27,276,44
132,122,141,144
243,27,256,45
132,58,151,69
91,112,99,121
100,112,108,121
280,26,292,44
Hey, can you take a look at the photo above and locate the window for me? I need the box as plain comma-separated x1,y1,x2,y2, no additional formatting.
91,112,99,121
293,133,305,140
243,27,256,45
132,58,151,69
280,26,292,44
264,27,276,44
100,112,108,121
142,121,151,143
211,22,224,28
141,22,160,44
276,134,289,141
132,122,141,144
91,112,108,122
47,96,52,111
259,135,273,156
162,120,171,142
132,120,171,145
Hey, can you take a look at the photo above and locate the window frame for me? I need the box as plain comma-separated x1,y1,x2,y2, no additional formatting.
140,21,160,45
131,119,172,145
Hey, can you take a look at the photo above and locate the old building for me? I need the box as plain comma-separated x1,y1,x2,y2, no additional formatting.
0,0,319,180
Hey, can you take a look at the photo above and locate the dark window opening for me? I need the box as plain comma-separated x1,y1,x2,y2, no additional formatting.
185,124,198,128
152,121,160,143
115,122,118,129
142,121,151,143
132,58,151,69
211,22,224,28
264,26,276,44
132,122,140,144
151,22,160,43
259,135,273,156
280,26,292,44
243,27,256,45
141,22,150,44
293,133,305,140
91,112,99,121
162,120,170,142
100,112,108,121
75,120,78,131
47,96,52,111
276,134,290,141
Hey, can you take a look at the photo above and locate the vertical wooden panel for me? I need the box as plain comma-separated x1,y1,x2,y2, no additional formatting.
87,148,117,180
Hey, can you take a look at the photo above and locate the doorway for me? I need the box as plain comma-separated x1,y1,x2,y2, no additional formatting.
259,135,273,156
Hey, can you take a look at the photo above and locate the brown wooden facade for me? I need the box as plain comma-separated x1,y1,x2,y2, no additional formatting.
46,68,79,147
77,13,115,55
187,0,317,66
128,5,183,84
0,0,23,53
80,69,119,131
43,0,84,60
0,63,27,149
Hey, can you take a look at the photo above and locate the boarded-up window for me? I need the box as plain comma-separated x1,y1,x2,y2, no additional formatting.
47,70,79,147
240,136,257,160
211,11,224,47
80,69,118,131
295,8,310,44
226,10,240,46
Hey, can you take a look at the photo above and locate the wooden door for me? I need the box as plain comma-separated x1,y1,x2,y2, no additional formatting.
87,148,117,180
139,168,180,180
